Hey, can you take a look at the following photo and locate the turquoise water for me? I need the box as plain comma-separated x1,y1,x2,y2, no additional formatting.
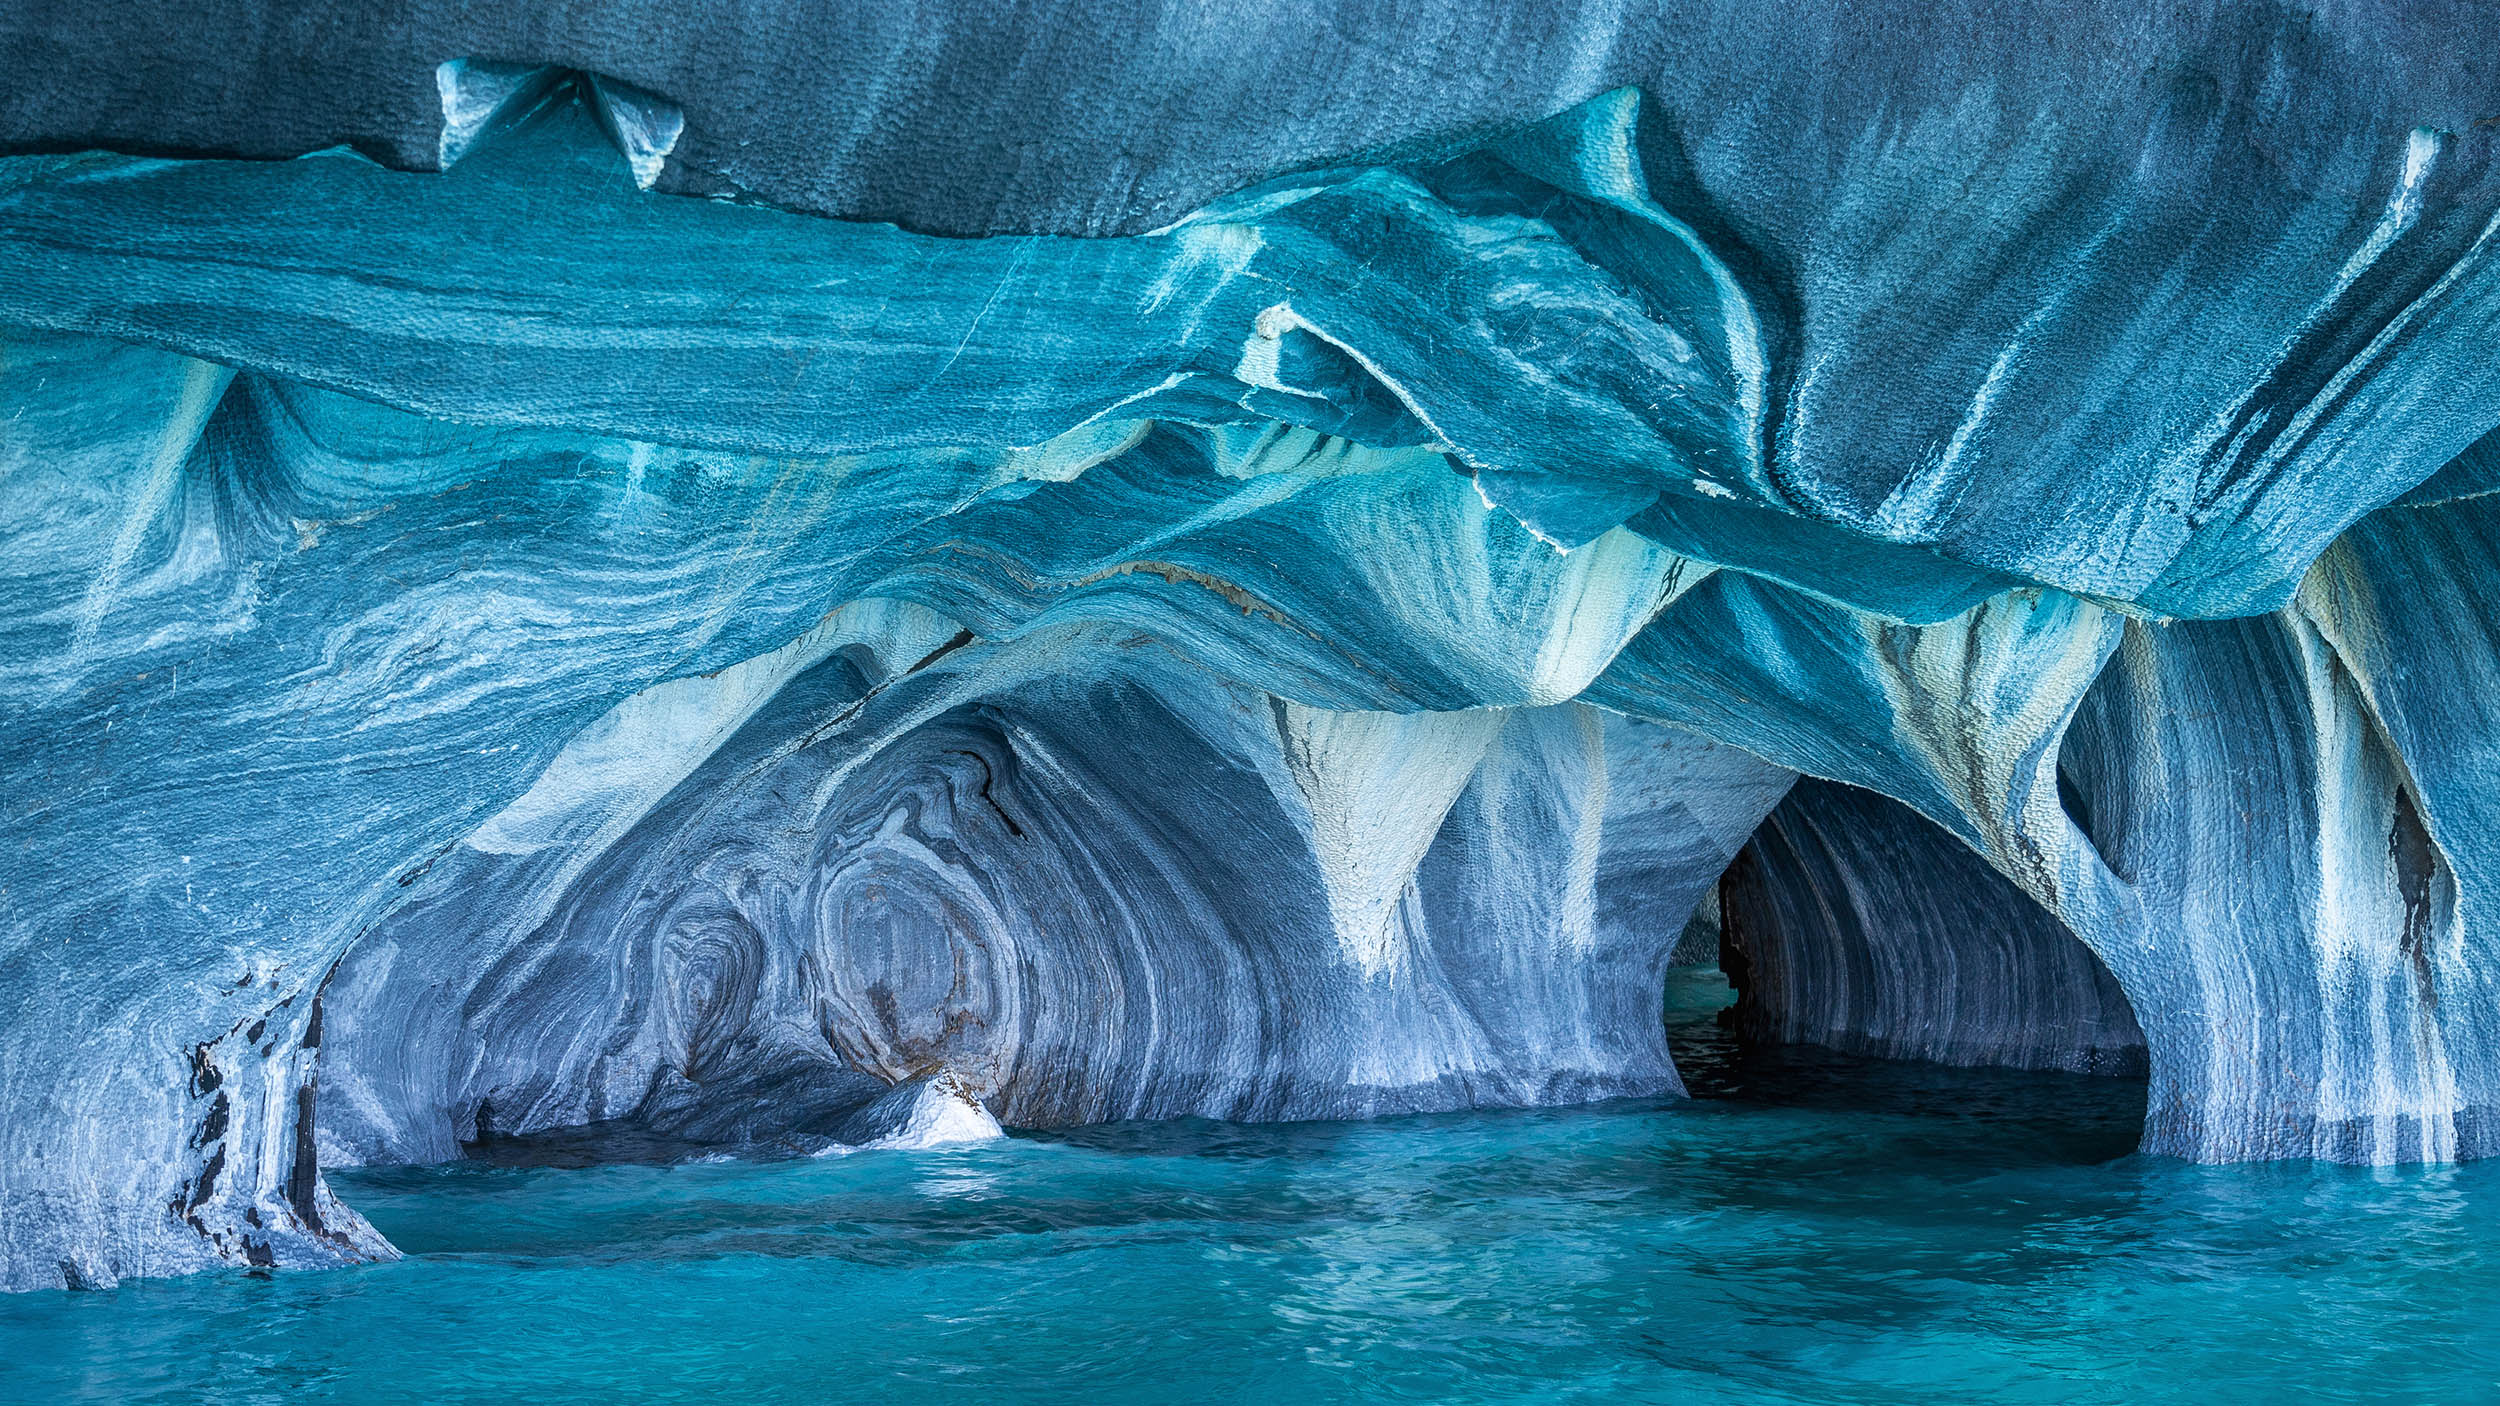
8,975,2498,1404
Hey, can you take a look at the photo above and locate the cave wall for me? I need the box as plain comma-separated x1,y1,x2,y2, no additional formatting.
1589,558,2500,1163
0,301,1779,1287
318,646,1793,1165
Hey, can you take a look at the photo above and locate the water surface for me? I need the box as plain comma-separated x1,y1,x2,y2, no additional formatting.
7,973,2493,1403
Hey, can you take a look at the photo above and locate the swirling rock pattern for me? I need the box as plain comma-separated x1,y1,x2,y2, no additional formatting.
318,636,1793,1162
2,1,2498,1290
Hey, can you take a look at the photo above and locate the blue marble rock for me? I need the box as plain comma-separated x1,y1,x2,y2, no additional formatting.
0,2,2496,1293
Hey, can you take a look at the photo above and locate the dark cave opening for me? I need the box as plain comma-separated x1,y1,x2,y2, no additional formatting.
1663,777,2149,1155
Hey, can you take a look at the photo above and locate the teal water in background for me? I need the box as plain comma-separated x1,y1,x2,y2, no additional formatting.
7,972,2496,1404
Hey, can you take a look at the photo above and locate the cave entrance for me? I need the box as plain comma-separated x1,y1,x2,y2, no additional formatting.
1661,778,2148,1153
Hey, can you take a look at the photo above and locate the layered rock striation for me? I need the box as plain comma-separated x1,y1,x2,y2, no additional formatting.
1,3,2497,1291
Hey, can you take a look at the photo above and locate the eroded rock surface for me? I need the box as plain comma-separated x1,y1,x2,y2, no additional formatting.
3,3,2498,1291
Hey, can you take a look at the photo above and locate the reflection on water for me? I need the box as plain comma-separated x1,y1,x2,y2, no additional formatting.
4,970,2493,1404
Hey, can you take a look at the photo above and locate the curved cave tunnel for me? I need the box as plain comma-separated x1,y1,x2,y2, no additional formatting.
305,634,2149,1179
1709,778,2145,1080
1678,778,2149,1145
